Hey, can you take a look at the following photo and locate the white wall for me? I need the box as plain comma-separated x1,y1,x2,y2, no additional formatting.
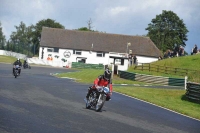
0,50,27,59
39,47,129,66
37,47,158,70
136,55,158,65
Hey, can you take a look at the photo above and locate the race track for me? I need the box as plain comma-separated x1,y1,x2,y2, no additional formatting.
0,63,199,133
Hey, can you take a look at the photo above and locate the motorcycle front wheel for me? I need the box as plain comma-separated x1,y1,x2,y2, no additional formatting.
14,71,18,78
95,94,106,112
86,93,94,109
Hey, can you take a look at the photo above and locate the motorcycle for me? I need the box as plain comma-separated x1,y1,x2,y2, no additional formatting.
14,65,21,78
23,63,31,69
84,86,110,112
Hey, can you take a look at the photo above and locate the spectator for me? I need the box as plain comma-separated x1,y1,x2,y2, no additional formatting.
191,48,194,55
129,54,133,66
174,46,179,57
193,44,198,54
133,56,137,64
163,51,168,59
179,46,184,56
167,49,171,58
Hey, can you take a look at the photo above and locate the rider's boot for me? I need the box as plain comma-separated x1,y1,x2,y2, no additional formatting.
86,87,92,100
106,95,111,101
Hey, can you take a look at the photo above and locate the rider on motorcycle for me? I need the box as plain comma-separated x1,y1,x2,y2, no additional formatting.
13,58,22,75
23,59,28,68
86,68,113,101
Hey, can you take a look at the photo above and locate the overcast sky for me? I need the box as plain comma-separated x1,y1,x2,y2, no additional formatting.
0,0,200,53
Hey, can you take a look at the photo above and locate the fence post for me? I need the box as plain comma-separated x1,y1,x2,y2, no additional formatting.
186,69,188,75
149,63,150,72
111,64,114,79
157,65,159,73
185,76,188,90
142,63,143,71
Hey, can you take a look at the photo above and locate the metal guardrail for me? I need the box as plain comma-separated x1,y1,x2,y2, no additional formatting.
72,62,104,69
118,70,186,88
185,82,200,101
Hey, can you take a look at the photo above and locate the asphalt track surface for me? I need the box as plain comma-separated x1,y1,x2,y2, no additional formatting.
0,63,199,133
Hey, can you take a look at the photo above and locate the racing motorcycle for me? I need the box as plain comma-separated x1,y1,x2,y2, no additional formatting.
23,62,31,69
84,86,110,112
14,65,21,78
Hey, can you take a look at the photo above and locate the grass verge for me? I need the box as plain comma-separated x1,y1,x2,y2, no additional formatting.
114,86,200,120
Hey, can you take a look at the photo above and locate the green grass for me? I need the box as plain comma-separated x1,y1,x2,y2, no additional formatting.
114,86,200,120
128,54,200,82
0,55,19,63
56,69,152,85
152,54,200,69
1,55,200,120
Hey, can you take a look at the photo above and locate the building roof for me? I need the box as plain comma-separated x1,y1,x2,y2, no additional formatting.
40,27,161,57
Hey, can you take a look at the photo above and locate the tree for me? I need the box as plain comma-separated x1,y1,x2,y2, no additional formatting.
32,18,65,55
77,27,92,31
145,10,189,52
0,22,6,50
9,21,34,54
87,18,93,31
77,18,99,32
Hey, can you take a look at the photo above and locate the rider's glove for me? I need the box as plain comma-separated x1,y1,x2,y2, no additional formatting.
96,86,102,90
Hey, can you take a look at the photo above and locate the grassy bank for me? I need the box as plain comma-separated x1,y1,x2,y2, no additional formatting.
0,55,18,63
114,86,200,120
128,54,200,83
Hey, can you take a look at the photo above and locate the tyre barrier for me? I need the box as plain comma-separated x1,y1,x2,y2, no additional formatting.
185,82,200,102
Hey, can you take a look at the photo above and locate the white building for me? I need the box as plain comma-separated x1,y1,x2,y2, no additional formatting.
38,27,161,71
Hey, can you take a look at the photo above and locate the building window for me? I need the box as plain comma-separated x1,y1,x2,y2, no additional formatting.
47,47,59,53
73,50,82,55
115,59,124,65
47,48,53,52
54,48,59,52
96,52,105,57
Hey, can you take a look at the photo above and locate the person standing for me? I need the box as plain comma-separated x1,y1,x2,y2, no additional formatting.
133,56,137,64
193,44,198,54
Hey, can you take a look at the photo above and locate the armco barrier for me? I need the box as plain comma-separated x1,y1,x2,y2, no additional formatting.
118,70,186,88
185,82,200,101
71,62,104,69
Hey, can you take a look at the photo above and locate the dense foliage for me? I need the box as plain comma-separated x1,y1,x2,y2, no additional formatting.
2,19,65,56
0,22,6,50
146,10,189,52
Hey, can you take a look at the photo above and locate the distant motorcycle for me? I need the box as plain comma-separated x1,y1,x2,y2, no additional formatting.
14,65,21,78
23,63,31,69
84,86,110,112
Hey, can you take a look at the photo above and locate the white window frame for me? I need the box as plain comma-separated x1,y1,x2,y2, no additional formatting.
96,52,105,57
47,48,53,52
73,50,82,55
47,48,59,53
